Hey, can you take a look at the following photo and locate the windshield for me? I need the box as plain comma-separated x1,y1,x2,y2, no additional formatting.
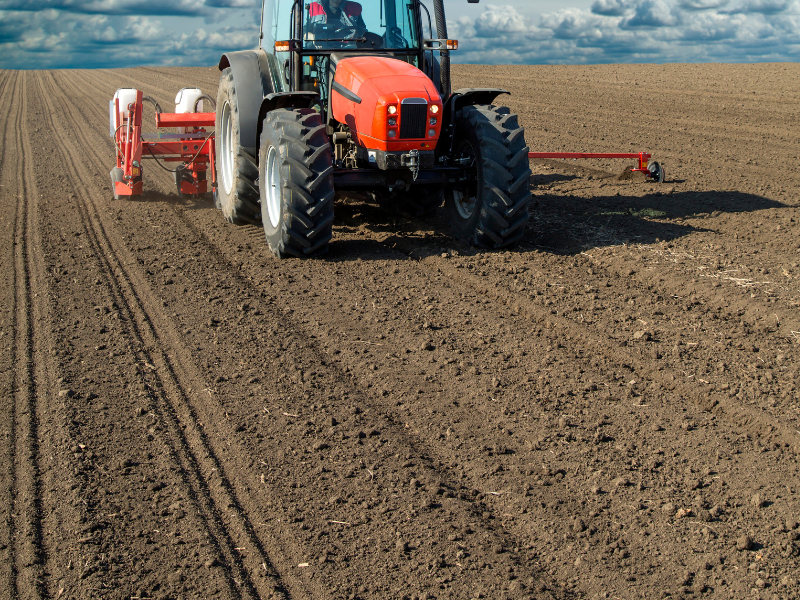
302,0,420,51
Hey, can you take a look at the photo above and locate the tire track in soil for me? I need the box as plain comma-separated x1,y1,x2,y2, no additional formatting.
69,64,800,596
52,68,574,600
364,224,800,452
0,70,22,599
184,200,798,597
53,66,580,598
34,63,800,596
35,70,292,600
62,70,736,596
5,71,48,600
113,207,576,600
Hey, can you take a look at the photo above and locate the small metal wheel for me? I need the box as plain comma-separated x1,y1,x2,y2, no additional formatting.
173,165,186,197
110,167,123,200
648,161,665,183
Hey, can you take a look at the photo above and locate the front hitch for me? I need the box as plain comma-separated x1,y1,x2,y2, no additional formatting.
400,149,420,181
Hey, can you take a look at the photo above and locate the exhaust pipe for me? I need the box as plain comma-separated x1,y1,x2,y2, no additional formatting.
432,0,450,97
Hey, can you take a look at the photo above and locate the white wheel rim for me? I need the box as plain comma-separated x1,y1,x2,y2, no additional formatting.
266,145,281,228
220,101,234,195
454,189,476,219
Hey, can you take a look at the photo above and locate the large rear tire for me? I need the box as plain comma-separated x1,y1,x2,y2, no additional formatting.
445,105,532,248
259,108,335,258
215,67,261,225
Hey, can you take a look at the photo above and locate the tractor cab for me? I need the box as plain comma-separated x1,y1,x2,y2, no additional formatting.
263,0,441,116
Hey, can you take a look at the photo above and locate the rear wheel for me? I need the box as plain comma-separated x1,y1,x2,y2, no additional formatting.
215,67,260,224
259,108,335,258
445,105,532,248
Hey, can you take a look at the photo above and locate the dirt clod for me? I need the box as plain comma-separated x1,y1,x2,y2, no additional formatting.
736,535,754,551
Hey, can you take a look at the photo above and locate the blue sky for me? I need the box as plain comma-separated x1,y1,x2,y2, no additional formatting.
1,0,798,69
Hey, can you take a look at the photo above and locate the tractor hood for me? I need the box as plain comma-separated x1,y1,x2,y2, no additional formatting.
331,56,443,152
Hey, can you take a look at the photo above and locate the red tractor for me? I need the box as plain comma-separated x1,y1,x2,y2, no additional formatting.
214,0,532,257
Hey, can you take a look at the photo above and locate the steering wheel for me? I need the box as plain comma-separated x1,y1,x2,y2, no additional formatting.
386,26,409,48
332,25,364,40
331,25,383,48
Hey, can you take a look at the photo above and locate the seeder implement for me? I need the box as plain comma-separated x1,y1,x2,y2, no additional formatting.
109,88,217,199
527,151,665,183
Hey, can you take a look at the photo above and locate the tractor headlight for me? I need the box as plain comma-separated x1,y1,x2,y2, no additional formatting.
430,117,437,125
388,105,397,115
430,105,439,114
428,129,436,137
388,130,397,138
388,117,397,126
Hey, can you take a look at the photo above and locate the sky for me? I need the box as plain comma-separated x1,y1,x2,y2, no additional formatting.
0,0,798,69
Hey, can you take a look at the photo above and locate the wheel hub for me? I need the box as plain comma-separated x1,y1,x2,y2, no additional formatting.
220,101,234,195
265,145,281,228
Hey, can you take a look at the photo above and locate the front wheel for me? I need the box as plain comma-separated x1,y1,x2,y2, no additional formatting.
445,105,532,249
259,108,335,258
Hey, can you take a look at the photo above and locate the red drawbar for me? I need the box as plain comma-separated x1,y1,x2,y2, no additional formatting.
528,151,657,178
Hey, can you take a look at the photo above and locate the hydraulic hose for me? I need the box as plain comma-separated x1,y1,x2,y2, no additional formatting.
432,0,450,97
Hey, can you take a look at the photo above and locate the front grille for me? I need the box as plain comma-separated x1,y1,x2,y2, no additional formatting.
399,103,427,139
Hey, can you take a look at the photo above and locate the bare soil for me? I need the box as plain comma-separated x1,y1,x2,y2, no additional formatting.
0,63,799,600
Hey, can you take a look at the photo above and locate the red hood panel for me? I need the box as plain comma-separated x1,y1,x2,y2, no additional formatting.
331,56,443,150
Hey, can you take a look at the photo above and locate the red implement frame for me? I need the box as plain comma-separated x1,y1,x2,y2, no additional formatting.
527,151,661,180
112,90,217,198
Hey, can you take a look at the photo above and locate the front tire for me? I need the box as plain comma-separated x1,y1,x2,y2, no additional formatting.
259,108,335,258
445,105,532,248
215,67,261,224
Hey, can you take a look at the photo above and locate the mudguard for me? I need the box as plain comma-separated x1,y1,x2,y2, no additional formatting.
255,91,320,152
446,88,509,120
218,49,278,153
441,88,510,154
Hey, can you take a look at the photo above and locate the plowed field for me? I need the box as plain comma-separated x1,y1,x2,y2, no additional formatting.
1,63,798,600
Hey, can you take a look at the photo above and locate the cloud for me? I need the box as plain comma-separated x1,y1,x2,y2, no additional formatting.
591,0,635,17
473,4,529,36
0,0,254,16
2,0,800,69
733,0,791,12
678,0,729,10
0,6,258,69
622,0,678,27
450,0,800,65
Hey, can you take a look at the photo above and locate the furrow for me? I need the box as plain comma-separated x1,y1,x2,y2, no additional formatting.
34,71,289,600
151,201,577,599
366,224,800,451
50,69,573,598
9,71,48,600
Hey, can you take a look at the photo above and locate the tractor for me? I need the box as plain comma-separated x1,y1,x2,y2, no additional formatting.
214,0,533,257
